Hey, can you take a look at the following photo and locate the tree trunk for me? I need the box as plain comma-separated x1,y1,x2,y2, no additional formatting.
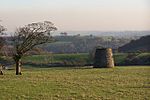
14,54,22,75
16,58,22,75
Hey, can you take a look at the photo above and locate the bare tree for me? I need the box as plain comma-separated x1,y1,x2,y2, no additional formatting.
13,21,57,75
0,25,6,34
0,21,6,75
0,22,6,52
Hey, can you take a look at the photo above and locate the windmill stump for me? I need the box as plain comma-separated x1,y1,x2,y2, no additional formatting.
94,48,114,68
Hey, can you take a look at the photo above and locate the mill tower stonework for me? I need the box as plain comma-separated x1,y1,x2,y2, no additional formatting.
94,48,114,68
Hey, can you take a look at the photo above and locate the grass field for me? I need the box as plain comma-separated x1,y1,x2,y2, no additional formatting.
22,53,89,64
1,52,149,66
21,52,150,66
0,66,150,100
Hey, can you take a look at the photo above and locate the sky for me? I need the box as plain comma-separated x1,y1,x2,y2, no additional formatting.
0,0,150,32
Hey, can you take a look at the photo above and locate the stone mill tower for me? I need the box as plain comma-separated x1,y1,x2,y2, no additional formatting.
94,48,114,68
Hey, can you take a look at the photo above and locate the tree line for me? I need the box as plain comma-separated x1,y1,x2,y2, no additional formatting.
39,35,134,53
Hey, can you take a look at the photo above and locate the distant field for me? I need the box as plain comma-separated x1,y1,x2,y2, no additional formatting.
21,53,150,66
22,53,88,63
22,53,90,66
0,66,149,100
0,52,149,67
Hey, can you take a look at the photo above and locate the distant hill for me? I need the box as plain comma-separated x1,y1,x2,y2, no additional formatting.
2,33,150,53
119,35,150,52
7,31,150,38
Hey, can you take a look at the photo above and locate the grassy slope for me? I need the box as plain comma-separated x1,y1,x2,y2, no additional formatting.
0,66,150,100
22,53,89,64
1,52,149,66
113,53,128,64
22,53,150,66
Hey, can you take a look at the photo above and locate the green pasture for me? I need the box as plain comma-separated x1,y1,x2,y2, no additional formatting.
0,66,149,100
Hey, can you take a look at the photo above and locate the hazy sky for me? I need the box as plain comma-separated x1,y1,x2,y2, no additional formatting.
0,0,150,32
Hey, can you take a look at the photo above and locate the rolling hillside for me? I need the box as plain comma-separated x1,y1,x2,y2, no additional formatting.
119,35,150,52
